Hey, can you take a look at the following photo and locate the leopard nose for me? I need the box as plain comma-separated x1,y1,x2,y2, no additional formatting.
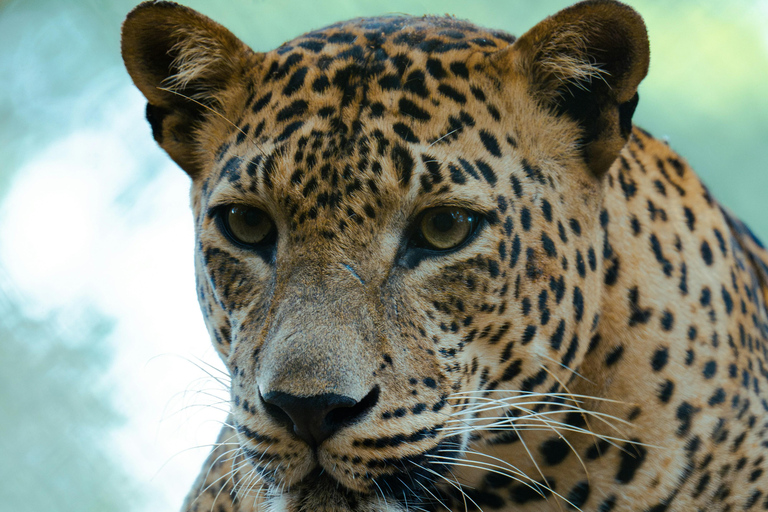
260,386,380,447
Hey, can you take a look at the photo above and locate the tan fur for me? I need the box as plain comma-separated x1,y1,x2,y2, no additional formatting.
122,1,768,511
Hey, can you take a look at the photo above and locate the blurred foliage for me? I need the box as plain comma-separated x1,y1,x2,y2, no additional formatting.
0,278,137,512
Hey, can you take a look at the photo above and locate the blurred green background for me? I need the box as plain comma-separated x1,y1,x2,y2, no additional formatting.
0,1,765,511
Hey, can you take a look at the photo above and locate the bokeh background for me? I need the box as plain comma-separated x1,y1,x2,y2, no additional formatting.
0,0,766,510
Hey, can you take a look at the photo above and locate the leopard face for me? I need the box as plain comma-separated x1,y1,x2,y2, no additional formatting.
122,2,768,511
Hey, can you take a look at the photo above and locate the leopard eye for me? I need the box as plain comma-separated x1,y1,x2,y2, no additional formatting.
416,207,479,251
220,205,275,247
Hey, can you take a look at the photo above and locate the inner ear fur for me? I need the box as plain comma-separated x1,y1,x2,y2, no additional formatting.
121,1,258,176
501,0,650,177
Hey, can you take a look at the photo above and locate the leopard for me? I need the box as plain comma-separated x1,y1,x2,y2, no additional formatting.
121,1,768,510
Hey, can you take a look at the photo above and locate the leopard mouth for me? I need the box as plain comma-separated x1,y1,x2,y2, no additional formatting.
276,469,415,512
262,436,464,512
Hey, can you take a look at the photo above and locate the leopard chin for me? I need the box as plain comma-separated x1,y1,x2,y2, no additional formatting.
264,472,405,512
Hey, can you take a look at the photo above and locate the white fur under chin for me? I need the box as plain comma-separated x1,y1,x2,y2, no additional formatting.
264,490,407,512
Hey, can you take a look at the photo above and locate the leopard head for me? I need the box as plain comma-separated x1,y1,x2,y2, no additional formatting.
122,1,648,510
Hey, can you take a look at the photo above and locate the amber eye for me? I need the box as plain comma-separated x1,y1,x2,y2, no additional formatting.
221,205,275,247
417,207,479,250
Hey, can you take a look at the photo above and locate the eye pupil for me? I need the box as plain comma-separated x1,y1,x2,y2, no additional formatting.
431,212,455,233
243,208,264,226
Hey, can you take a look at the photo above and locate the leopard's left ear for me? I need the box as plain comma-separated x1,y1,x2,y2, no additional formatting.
496,0,650,176
121,1,260,177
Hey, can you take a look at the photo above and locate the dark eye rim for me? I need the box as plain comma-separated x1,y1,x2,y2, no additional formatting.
407,207,486,254
213,204,278,252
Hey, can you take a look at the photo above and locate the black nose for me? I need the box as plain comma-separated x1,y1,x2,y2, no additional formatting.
260,386,379,447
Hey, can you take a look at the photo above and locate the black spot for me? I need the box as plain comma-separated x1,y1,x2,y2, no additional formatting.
448,164,466,184
703,360,717,379
475,160,497,185
573,287,584,322
522,159,546,184
509,479,553,504
520,368,548,392
605,345,624,366
676,401,700,437
542,233,557,257
651,347,668,371
628,287,652,326
550,319,566,350
283,66,308,96
486,104,501,121
708,388,725,406
538,289,550,325
251,91,272,114
378,74,401,90
521,208,531,231
458,158,479,180
649,234,673,276
616,440,646,484
700,287,711,307
328,31,357,44
510,175,523,197
586,440,611,461
713,228,727,255
701,240,713,265
277,121,304,141
391,145,414,187
569,218,582,236
369,102,385,117
470,86,486,101
565,481,590,509
658,380,674,403
425,58,446,79
576,251,586,278
587,247,597,271
561,334,579,368
550,275,565,303
683,207,695,231
437,83,466,104
598,496,617,512
521,325,536,345
679,262,688,295
399,98,430,121
403,70,429,97
600,209,609,228
721,286,733,315
619,168,637,199
449,61,469,78
276,99,309,121
311,75,330,92
220,156,242,182
500,359,522,381
298,40,325,52
392,123,419,143
540,437,570,465
479,130,501,157
660,310,674,331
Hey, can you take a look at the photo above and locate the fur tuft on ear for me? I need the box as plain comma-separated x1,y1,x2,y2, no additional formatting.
121,1,259,176
500,0,650,176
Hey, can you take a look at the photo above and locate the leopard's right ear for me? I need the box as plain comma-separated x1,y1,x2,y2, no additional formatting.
121,1,260,176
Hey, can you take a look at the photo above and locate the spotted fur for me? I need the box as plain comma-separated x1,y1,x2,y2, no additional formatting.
122,1,768,511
